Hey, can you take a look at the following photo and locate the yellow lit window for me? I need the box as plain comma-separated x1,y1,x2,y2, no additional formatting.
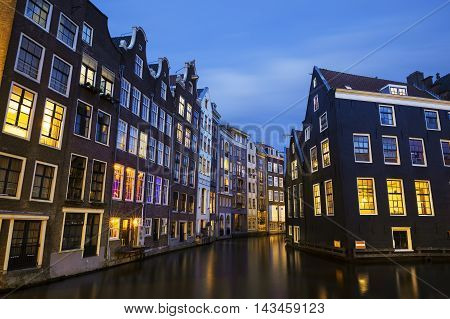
325,180,334,216
321,139,331,167
178,96,185,116
4,84,35,139
310,147,318,172
387,179,405,215
40,100,65,148
125,167,135,201
112,164,124,200
138,132,148,159
109,217,120,240
313,183,321,216
357,178,377,215
415,180,434,215
136,171,145,202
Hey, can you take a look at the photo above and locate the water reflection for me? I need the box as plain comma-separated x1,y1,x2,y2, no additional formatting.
3,236,450,299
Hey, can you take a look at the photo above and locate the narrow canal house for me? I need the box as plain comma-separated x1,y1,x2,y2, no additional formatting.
0,0,120,287
256,149,269,232
285,66,450,259
169,62,200,247
210,102,221,238
247,140,258,232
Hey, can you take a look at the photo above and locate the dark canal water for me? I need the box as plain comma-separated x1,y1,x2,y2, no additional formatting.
3,236,450,298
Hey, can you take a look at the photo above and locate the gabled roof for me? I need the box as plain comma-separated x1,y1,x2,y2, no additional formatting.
111,35,132,49
318,67,437,99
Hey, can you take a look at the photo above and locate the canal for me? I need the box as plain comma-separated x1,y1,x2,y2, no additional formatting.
3,236,450,298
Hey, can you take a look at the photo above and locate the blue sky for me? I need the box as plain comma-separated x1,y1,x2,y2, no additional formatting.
92,0,450,149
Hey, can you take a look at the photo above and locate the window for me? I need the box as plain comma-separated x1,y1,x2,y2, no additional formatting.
61,211,101,255
141,95,150,122
299,183,304,217
95,110,110,146
117,120,127,151
409,138,427,166
178,96,185,116
120,78,131,108
79,55,96,86
145,175,155,204
31,161,56,202
176,123,183,143
170,221,177,239
136,171,145,202
149,138,156,162
321,139,331,168
274,191,279,202
184,128,191,148
174,153,181,183
172,191,179,211
388,85,407,96
424,110,440,130
0,153,25,199
61,213,84,251
325,180,334,216
57,13,78,50
161,81,167,100
186,104,192,123
158,109,166,132
138,132,148,159
25,0,52,31
319,112,328,132
293,226,300,243
109,217,120,240
66,155,87,201
89,160,106,203
131,87,141,115
49,55,72,96
268,176,273,186
38,100,65,149
392,228,412,251
189,160,196,187
415,180,434,216
124,168,135,201
74,101,92,139
15,34,44,81
157,142,164,166
386,179,405,216
304,126,310,142
164,145,170,168
357,178,377,215
313,183,321,216
291,160,298,179
268,190,273,201
154,177,162,205
193,111,199,129
100,67,114,96
379,105,396,126
353,134,372,163
313,94,319,111
135,55,143,78
441,140,450,166
310,146,318,173
81,22,93,45
382,136,400,165
279,178,283,188
165,114,172,137
313,77,317,88
128,126,138,155
112,164,124,200
143,218,152,236
150,103,158,127
162,179,169,205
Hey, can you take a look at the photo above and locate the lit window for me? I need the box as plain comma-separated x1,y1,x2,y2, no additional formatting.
299,183,304,217
293,226,300,243
40,100,65,149
15,34,44,81
186,103,192,123
319,112,328,132
165,114,172,137
409,138,426,166
100,67,114,97
379,105,396,126
290,160,298,181
109,217,120,240
353,134,372,163
313,94,319,112
325,180,334,216
386,179,405,216
80,54,97,86
415,180,434,216
142,95,150,122
178,96,185,116
25,0,52,31
31,162,56,201
135,55,143,78
89,160,106,203
81,22,93,45
150,103,158,127
128,126,138,155
74,101,92,139
386,85,407,96
0,153,25,199
136,171,145,202
49,55,72,96
176,123,183,143
184,128,191,149
310,146,318,173
268,190,273,201
120,78,131,108
66,154,87,201
57,13,78,50
146,175,154,204
116,120,127,151
357,178,377,215
304,126,311,142
154,176,162,205
313,183,321,216
161,81,167,100
321,139,331,168
382,136,400,165
441,140,450,166
158,109,166,132
124,168,135,201
157,141,164,166
392,228,412,251
138,132,148,159
149,138,156,162
95,110,110,146
424,110,440,131
131,87,141,115
112,164,124,200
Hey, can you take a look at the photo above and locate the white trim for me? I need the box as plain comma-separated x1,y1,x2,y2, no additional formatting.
120,78,131,108
73,99,93,140
56,12,79,51
81,22,93,46
3,220,14,271
29,160,58,203
124,167,136,202
0,214,49,220
88,159,107,203
0,151,27,200
14,33,46,83
386,178,407,216
382,135,401,165
112,163,124,201
335,89,450,111
414,180,435,216
378,104,397,127
313,94,319,112
424,109,441,131
324,179,334,216
357,177,378,216
319,112,328,132
24,0,53,32
39,98,67,150
409,138,427,167
440,139,450,167
321,138,331,168
135,171,145,203
94,109,111,147
392,227,413,252
48,54,73,97
310,146,318,173
65,153,88,201
293,225,299,243
313,183,321,216
353,133,372,163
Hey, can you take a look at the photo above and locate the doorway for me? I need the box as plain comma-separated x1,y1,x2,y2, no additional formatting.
8,220,41,271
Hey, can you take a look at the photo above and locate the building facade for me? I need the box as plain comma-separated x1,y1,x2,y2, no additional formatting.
247,141,258,232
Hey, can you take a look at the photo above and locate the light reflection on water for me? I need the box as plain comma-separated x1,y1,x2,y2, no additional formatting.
4,236,450,299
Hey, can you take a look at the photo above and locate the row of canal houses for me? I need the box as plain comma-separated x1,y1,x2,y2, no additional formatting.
0,0,285,289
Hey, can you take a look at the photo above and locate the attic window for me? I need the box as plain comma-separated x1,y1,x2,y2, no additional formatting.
381,84,408,96
313,77,317,88
345,85,352,90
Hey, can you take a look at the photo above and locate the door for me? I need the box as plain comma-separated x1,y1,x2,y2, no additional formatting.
179,222,186,242
392,228,411,251
152,218,160,241
121,219,130,246
83,214,100,258
8,220,41,271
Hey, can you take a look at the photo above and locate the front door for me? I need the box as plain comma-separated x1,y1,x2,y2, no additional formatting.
121,219,130,246
8,220,41,271
152,218,160,241
83,214,100,258
179,222,186,242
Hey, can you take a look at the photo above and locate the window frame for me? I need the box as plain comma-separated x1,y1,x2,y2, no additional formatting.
14,33,46,83
48,54,73,97
73,99,93,140
324,179,334,216
391,227,412,252
313,94,319,112
424,109,441,131
353,133,372,163
56,12,79,51
120,78,131,108
319,112,328,132
24,0,53,32
386,178,406,216
414,180,434,216
81,22,93,46
29,160,58,203
382,135,400,165
112,163,124,200
94,109,111,147
39,98,66,150
89,159,107,203
313,183,321,216
134,55,143,78
0,151,27,200
310,146,318,173
65,153,88,201
409,138,427,167
304,126,311,142
321,138,331,168
440,139,450,167
356,177,378,216
378,104,396,127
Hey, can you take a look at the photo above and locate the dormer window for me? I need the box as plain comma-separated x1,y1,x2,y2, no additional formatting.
313,77,317,88
381,84,408,96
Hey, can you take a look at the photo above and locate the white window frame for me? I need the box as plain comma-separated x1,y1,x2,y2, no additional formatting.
0,151,27,200
313,94,319,112
94,109,111,147
382,135,400,165
324,179,334,216
112,163,124,200
48,54,73,97
73,99,93,140
161,81,167,100
56,12,79,51
353,133,372,164
304,126,311,142
310,146,318,173
386,178,406,216
321,138,331,168
142,94,150,122
131,87,141,116
65,153,88,201
378,104,396,127
409,138,427,167
313,183,321,216
391,227,413,252
29,160,58,203
120,78,131,108
89,159,107,203
128,126,138,155
14,33,46,83
135,55,143,78
440,139,450,167
39,98,66,150
124,167,136,202
319,112,328,132
293,226,299,243
24,0,53,32
356,177,378,216
135,171,145,203
424,109,441,131
81,22,93,46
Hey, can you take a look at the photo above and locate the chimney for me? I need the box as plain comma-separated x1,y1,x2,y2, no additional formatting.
407,71,425,89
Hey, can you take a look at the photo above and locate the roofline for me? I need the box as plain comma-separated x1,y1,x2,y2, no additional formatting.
314,66,331,91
